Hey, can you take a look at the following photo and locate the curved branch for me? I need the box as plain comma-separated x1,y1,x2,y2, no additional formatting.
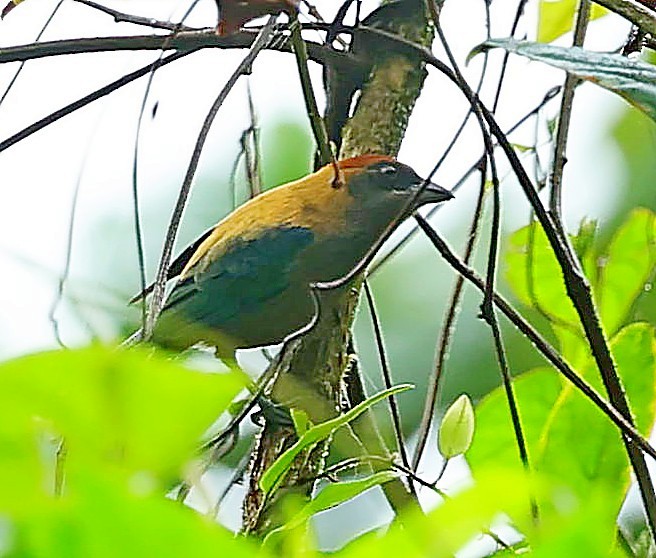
0,29,346,67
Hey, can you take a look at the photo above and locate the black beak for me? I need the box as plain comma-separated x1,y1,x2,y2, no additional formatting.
414,181,454,206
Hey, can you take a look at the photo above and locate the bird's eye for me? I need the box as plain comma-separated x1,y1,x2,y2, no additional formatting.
378,165,398,175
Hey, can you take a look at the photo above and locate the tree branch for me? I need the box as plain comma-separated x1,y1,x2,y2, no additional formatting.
242,3,434,535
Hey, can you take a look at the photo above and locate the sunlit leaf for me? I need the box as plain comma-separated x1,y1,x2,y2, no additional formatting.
505,223,580,330
468,367,562,474
264,471,398,546
469,323,656,525
0,344,245,507
259,384,412,494
538,0,607,44
596,208,656,336
11,476,263,558
339,469,547,558
472,40,656,121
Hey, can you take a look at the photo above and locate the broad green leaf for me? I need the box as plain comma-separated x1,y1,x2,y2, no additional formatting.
11,476,263,558
572,218,599,282
596,208,656,336
541,323,656,515
0,344,245,507
303,471,397,516
525,493,624,557
259,384,413,494
538,0,607,44
468,367,562,474
473,40,656,121
339,469,546,558
264,471,398,546
505,223,579,329
339,469,624,557
469,323,656,523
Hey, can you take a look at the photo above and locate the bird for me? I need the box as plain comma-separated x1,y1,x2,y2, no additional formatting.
323,0,427,151
134,155,453,362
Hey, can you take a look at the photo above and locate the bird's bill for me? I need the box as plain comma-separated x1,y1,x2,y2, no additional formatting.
414,181,454,205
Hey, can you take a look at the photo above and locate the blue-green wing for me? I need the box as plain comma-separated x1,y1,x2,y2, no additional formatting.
161,225,315,329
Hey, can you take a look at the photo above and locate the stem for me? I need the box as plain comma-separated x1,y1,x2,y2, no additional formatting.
549,0,590,219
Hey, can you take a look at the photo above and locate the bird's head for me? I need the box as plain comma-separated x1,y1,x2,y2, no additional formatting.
338,155,453,217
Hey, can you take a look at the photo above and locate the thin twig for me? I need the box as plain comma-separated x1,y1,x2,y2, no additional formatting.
434,24,535,510
370,86,561,276
0,50,192,153
592,0,656,36
549,0,590,220
387,33,656,534
144,19,278,338
413,215,656,463
0,0,65,108
490,0,530,113
288,13,337,173
128,0,203,333
72,0,197,32
244,81,263,197
446,62,656,538
210,442,253,519
411,176,487,470
367,456,513,551
48,132,90,348
127,0,206,329
54,438,67,497
362,280,416,499
421,2,491,184
131,56,170,334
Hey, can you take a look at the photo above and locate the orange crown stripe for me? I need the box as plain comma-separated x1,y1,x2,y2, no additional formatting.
338,154,394,169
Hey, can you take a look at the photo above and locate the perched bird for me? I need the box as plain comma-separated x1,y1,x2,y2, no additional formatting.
137,155,452,361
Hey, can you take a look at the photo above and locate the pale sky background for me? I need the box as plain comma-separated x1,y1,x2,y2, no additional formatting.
0,0,638,547
0,0,630,361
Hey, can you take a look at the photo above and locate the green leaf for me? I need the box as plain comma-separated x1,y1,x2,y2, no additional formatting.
0,344,245,510
11,476,263,558
473,39,656,121
259,384,413,494
264,471,398,547
469,323,656,524
438,394,475,458
538,0,607,44
511,143,534,153
339,469,545,558
291,408,311,437
468,367,563,474
505,223,580,329
571,218,598,266
304,471,397,515
596,208,656,336
339,468,626,557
